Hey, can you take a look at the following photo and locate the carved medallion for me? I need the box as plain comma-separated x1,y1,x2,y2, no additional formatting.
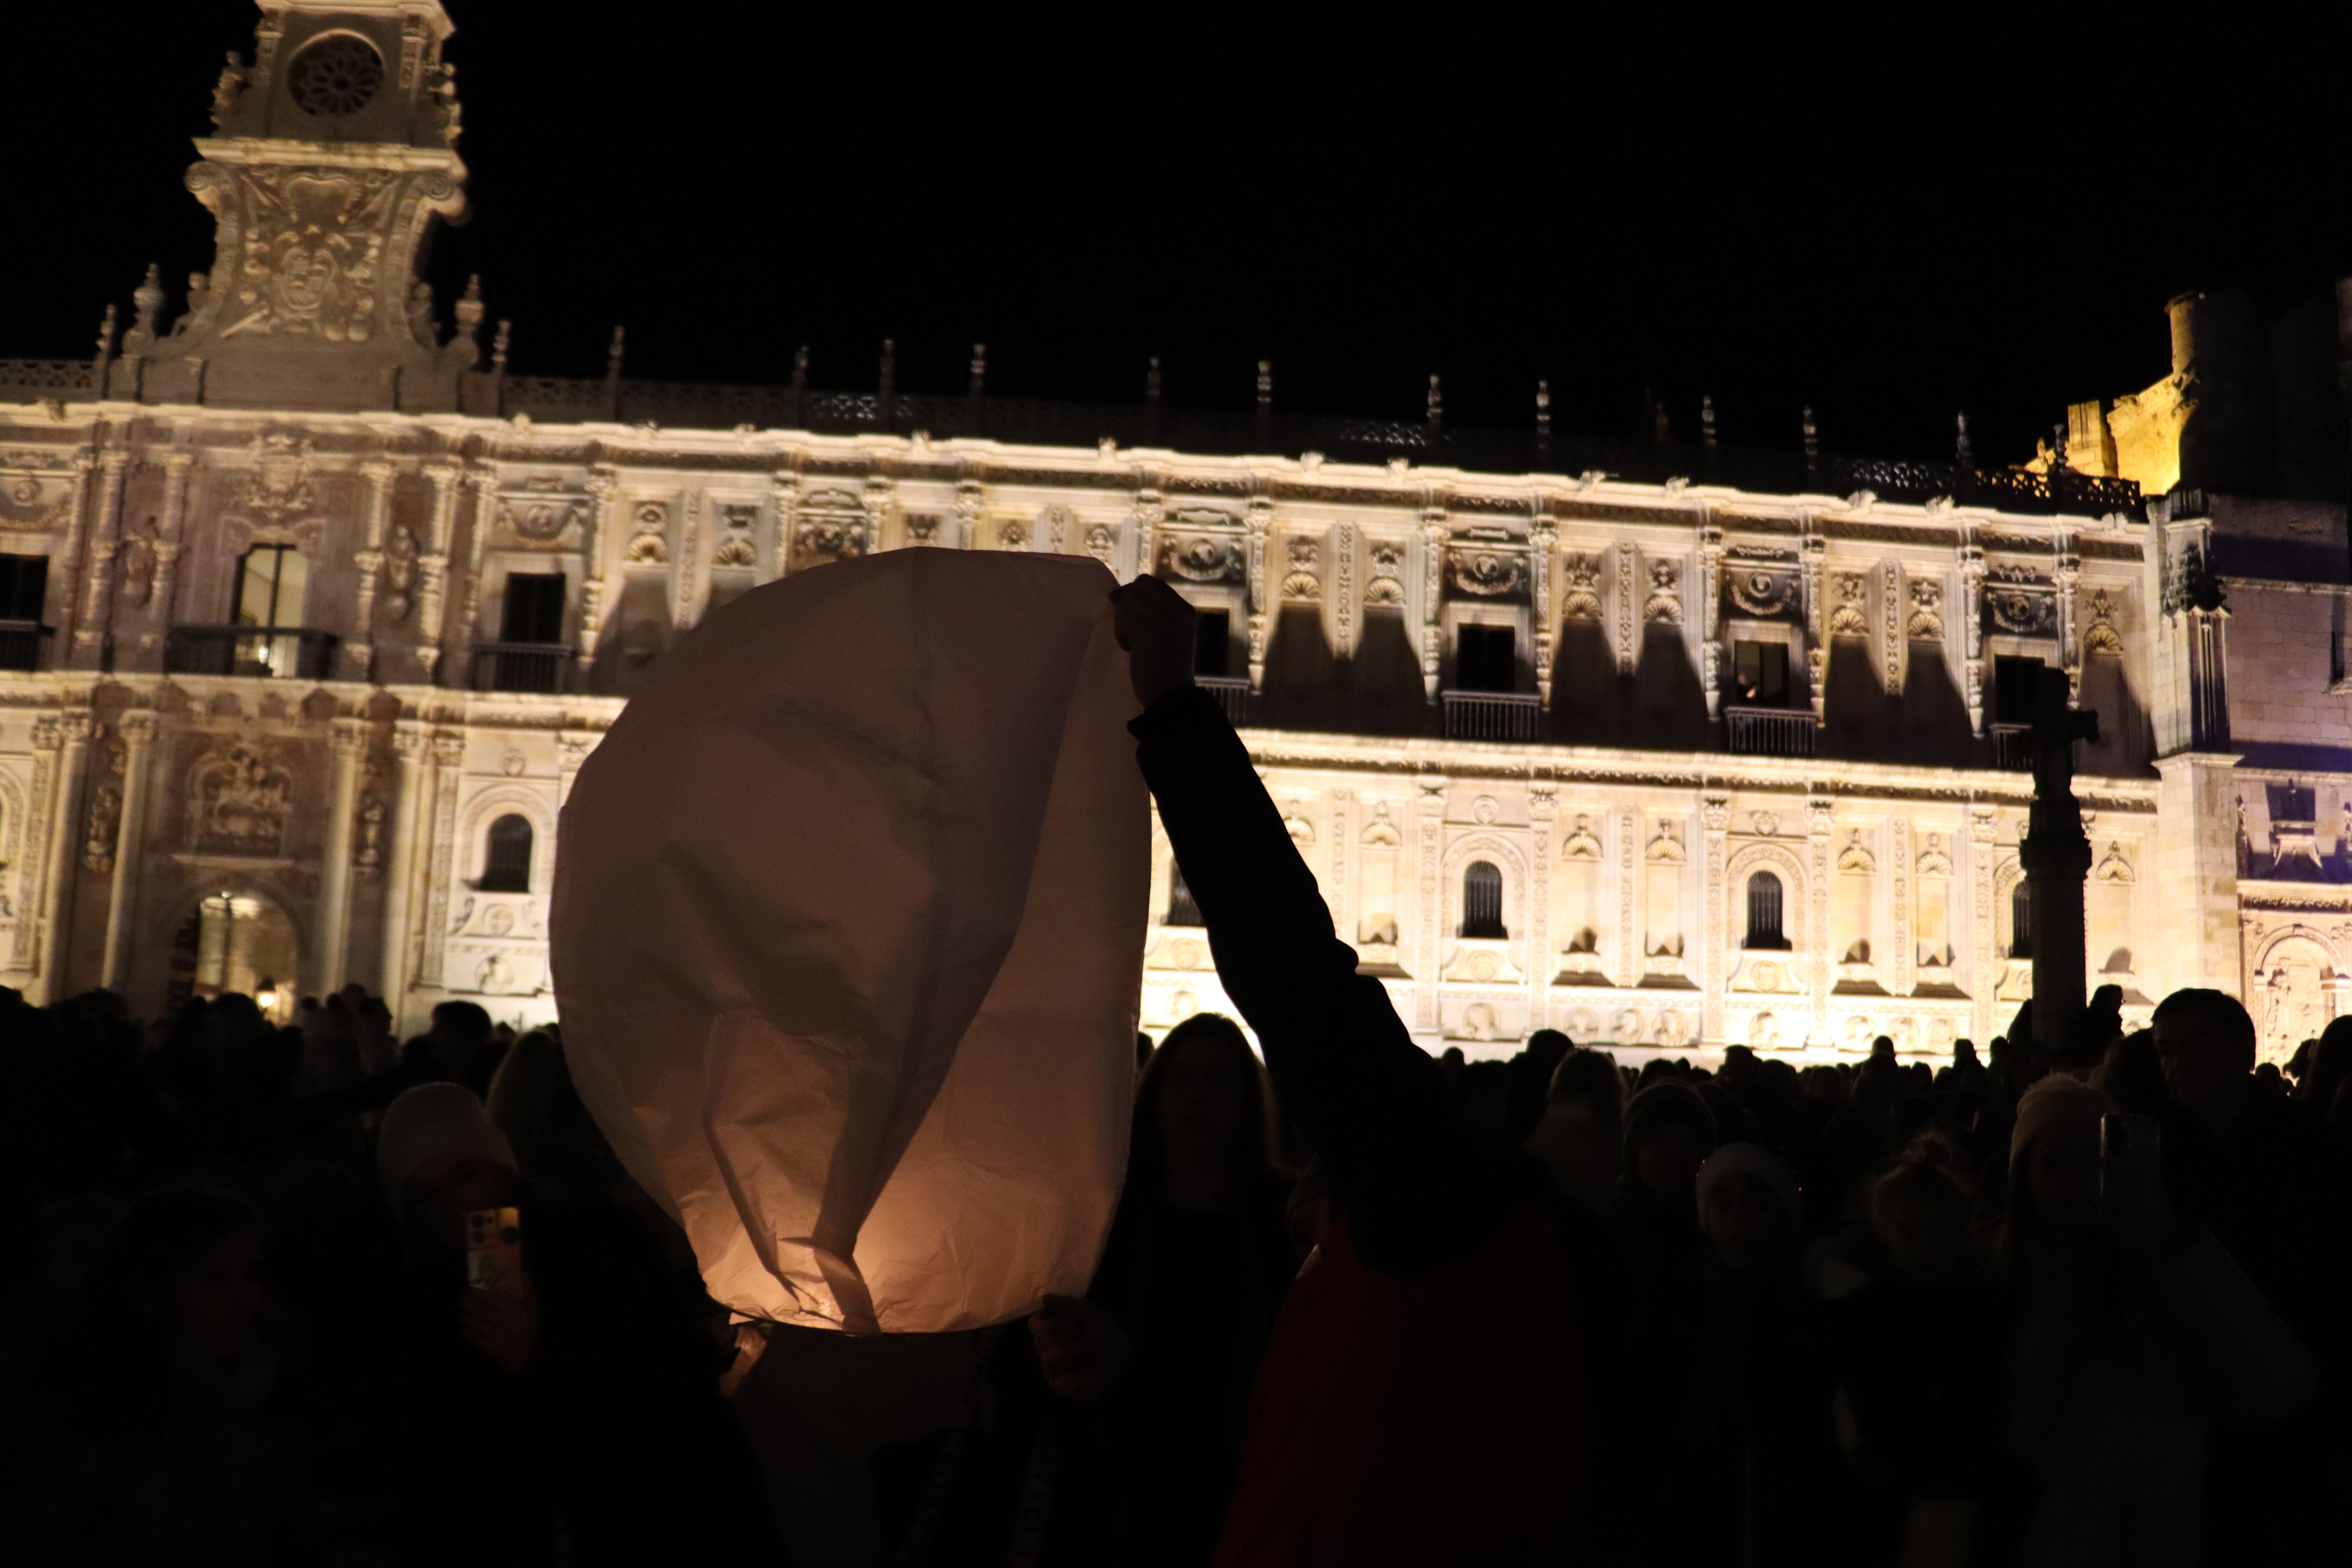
1160,535,1244,583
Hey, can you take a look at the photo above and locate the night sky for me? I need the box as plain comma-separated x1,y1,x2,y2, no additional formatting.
14,3,2352,469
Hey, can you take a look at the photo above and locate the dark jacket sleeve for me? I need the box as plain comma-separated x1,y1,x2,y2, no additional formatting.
1130,686,1513,1274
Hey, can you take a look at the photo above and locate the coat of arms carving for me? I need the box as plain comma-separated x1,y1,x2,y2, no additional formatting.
190,743,293,855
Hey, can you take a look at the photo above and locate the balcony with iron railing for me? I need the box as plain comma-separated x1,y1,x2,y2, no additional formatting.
471,641,571,694
1991,723,2034,770
0,620,53,672
165,626,339,680
1724,706,1817,758
1442,690,1542,742
1197,676,1253,727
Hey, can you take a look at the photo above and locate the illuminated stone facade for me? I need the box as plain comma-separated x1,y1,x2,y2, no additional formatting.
0,0,2345,1063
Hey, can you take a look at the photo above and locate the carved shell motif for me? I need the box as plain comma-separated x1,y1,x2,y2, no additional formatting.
1828,572,1869,636
2082,588,2124,653
624,503,670,564
1906,577,1945,640
1282,535,1321,599
1644,559,1683,624
1560,554,1603,620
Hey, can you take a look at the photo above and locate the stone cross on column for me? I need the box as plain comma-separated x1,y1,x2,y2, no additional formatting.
2022,662,2100,1055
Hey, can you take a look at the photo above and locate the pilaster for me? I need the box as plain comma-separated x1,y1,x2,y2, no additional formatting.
1245,498,1273,692
1808,799,1833,1037
418,732,466,987
457,465,497,658
1531,510,1558,710
1419,510,1448,700
348,459,397,679
766,471,800,581
51,453,100,650
1698,523,1724,721
1616,806,1639,987
1415,775,1445,1030
1529,782,1556,1030
1959,538,1987,736
71,451,131,669
313,720,368,994
2154,753,2243,997
416,462,465,682
98,712,158,991
148,452,197,652
1968,802,1998,1043
1801,527,1826,724
379,725,429,1022
1701,792,1730,1042
578,466,620,676
35,712,94,1002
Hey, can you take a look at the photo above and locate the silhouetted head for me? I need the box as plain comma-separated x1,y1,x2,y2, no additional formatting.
1131,1013,1279,1209
2152,988,2256,1127
1622,1082,1718,1205
1696,1142,1800,1272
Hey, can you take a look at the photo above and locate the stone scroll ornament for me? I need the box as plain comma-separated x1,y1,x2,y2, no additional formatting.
552,550,1147,1334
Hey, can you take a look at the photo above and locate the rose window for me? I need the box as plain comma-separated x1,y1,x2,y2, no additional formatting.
288,35,385,118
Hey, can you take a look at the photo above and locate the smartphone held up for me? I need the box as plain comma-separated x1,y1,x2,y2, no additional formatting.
466,1206,524,1293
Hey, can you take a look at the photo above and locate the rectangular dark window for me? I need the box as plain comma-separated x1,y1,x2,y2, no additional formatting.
1456,624,1516,693
1995,655,2045,723
0,553,47,672
0,553,46,621
235,546,306,629
1732,640,1790,706
1193,609,1231,677
500,572,567,644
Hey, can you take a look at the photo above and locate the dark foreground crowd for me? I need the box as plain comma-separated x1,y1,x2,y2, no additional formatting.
4,577,2350,1568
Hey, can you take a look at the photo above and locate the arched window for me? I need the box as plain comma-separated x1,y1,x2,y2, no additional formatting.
2010,881,2033,958
1165,860,1203,926
1461,860,1506,938
479,814,534,893
1745,870,1788,949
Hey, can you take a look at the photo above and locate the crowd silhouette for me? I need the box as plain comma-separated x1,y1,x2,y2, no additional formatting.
1,574,2346,1566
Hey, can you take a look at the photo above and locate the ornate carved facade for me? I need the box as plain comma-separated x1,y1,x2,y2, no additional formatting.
3,0,2348,1063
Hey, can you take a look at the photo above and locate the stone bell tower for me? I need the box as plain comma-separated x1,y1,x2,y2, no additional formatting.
111,0,480,412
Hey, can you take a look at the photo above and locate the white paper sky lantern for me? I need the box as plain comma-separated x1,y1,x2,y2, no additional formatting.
554,550,1148,1333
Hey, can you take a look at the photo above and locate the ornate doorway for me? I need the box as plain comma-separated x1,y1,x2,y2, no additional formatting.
166,890,299,1022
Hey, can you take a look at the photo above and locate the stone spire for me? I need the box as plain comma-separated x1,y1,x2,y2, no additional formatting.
120,1,470,411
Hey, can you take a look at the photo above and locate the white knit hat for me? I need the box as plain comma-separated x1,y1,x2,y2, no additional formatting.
377,1082,516,1199
1696,1141,1804,1232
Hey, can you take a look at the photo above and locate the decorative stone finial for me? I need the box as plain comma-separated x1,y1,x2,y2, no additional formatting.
123,265,165,355
1955,411,1973,468
1426,374,1443,427
1147,355,1163,402
1257,359,1272,408
969,343,986,399
211,51,247,129
603,325,626,419
1701,393,1717,450
791,344,809,390
1534,379,1552,438
1802,404,1819,468
490,320,511,374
